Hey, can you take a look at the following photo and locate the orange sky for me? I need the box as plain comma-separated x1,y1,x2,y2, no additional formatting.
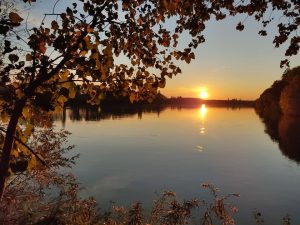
160,18,300,100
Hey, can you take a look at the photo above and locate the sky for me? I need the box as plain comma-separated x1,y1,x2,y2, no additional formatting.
20,0,300,100
164,16,300,100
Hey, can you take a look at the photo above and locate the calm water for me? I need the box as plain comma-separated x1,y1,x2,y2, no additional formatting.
55,105,300,224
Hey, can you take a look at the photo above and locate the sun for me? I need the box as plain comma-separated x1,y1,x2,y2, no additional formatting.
199,88,208,99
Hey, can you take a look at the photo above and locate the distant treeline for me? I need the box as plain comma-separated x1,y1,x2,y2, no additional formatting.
166,97,254,107
67,86,254,108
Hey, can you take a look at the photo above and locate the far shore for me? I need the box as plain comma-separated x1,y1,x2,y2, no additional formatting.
67,96,255,109
166,97,255,107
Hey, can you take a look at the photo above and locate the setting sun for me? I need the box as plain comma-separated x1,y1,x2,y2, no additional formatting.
199,88,209,99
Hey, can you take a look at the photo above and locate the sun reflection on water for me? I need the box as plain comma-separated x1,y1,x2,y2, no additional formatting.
199,104,207,134
200,104,207,119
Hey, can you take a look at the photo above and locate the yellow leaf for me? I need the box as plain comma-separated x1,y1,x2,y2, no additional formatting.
20,136,28,145
11,149,19,158
9,12,23,23
106,56,113,68
54,105,63,113
129,92,136,103
104,44,113,68
163,0,179,11
26,54,33,61
137,18,143,25
104,45,112,55
101,65,107,80
28,156,37,172
100,83,106,90
84,36,93,50
19,143,30,155
75,31,81,36
12,82,19,88
24,124,34,137
68,82,76,99
90,51,99,60
57,95,68,104
22,107,30,118
77,64,84,71
60,70,70,81
61,82,71,89
122,2,129,9
87,25,93,33
80,50,88,56
51,20,59,30
95,60,101,70
16,89,24,99
39,42,46,54
99,93,105,100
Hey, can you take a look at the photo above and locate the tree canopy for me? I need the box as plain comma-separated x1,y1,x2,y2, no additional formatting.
0,0,299,198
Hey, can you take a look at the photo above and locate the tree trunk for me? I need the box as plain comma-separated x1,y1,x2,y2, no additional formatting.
0,100,25,199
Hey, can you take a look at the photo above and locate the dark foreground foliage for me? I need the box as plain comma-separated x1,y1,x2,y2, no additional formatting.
0,175,240,225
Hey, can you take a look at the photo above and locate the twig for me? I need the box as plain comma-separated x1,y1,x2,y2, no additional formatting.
52,0,61,14
13,136,46,166
0,127,46,166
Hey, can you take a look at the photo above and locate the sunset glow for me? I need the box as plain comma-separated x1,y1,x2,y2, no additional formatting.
199,88,209,99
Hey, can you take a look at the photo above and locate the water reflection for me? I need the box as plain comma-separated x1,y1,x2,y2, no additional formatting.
55,103,249,126
196,145,204,152
199,104,207,134
54,105,168,126
278,116,300,162
199,104,207,119
53,105,300,224
256,110,300,164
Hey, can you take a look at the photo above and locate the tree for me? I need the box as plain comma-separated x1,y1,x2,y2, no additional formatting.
0,0,299,199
